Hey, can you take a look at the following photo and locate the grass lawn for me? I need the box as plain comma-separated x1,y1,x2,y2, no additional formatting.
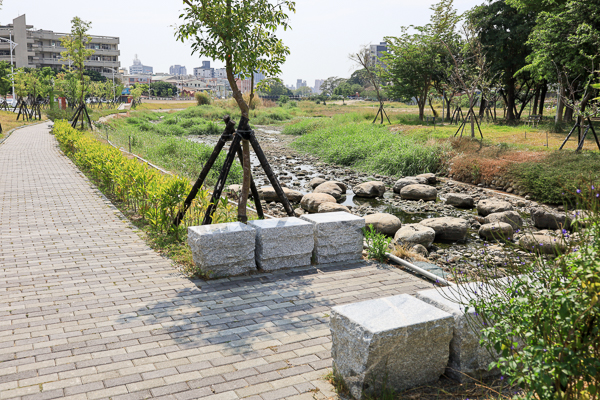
0,111,47,140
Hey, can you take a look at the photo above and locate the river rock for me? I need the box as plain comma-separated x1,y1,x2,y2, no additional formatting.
227,184,242,193
364,213,402,236
416,173,437,184
309,177,327,189
329,181,347,193
445,193,474,208
394,224,436,248
476,199,514,216
314,182,344,201
420,217,469,242
531,207,570,230
478,222,514,241
519,234,568,255
400,184,438,201
353,181,386,198
411,244,429,257
318,202,350,213
258,186,303,203
484,211,523,230
300,193,337,213
393,177,421,194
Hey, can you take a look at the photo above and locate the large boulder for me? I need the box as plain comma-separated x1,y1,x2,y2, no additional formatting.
530,207,570,230
364,213,402,236
330,295,454,399
330,181,348,193
519,234,568,255
416,173,437,184
400,184,438,201
314,182,344,201
394,224,436,248
309,177,327,189
318,202,350,213
445,193,474,209
258,186,303,203
420,217,469,242
484,211,523,231
478,222,514,241
300,193,337,213
353,181,386,198
393,177,422,194
476,199,514,217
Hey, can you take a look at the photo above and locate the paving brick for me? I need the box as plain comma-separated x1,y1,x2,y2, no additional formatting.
0,122,425,400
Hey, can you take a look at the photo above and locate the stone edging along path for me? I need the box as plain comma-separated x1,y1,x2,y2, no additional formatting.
0,122,431,399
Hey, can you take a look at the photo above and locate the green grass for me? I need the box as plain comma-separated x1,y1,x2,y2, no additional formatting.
511,151,600,204
99,117,242,186
291,117,450,177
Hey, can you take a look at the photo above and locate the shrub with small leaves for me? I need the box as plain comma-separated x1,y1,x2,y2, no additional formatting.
362,225,391,263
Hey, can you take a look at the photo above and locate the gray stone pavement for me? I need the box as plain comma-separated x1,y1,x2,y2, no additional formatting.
0,122,431,400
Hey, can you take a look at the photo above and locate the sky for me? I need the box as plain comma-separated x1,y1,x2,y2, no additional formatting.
1,0,482,88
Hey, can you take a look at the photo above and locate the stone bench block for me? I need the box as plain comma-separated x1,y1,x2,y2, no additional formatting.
248,217,314,271
330,294,454,399
188,222,256,278
415,284,500,382
300,212,365,264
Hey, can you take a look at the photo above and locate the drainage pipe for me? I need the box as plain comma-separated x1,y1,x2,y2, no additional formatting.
363,242,453,286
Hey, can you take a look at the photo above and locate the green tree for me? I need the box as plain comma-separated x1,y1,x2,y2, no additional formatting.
384,28,440,121
150,81,178,97
258,78,293,97
0,61,13,100
60,17,95,106
84,70,107,82
60,17,95,127
469,0,537,121
349,46,388,123
177,0,296,222
320,76,343,105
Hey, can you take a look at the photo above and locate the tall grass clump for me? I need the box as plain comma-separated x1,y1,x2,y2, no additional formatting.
282,118,329,135
195,91,212,106
511,151,600,204
292,122,449,176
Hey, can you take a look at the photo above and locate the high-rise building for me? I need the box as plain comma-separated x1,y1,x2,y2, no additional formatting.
296,79,307,89
129,55,153,75
369,41,388,66
0,14,120,78
314,79,324,93
169,65,187,76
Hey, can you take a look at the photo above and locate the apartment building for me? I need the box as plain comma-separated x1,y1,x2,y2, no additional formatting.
369,41,387,66
169,64,187,76
0,14,120,79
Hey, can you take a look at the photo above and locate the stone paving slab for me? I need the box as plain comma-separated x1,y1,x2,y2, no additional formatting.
0,122,430,399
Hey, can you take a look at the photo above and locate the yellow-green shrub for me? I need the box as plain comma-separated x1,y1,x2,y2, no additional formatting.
52,120,236,235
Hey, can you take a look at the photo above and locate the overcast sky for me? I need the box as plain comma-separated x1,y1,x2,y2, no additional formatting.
2,0,481,87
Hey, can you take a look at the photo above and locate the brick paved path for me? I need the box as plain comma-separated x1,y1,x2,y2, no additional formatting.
0,123,430,400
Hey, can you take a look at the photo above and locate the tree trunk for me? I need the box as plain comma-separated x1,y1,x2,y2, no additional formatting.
556,82,565,124
470,96,475,138
444,93,452,120
532,85,540,116
479,96,487,118
418,100,425,121
505,77,516,122
225,60,251,223
564,106,574,124
539,81,548,116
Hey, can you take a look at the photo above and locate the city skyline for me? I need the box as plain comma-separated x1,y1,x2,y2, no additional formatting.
0,0,480,85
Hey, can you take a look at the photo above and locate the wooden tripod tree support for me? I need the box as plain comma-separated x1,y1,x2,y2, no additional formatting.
450,106,464,125
70,103,93,129
372,104,391,124
173,115,293,227
559,117,600,152
454,107,483,139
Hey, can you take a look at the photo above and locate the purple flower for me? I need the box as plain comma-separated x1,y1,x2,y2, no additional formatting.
576,189,581,194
